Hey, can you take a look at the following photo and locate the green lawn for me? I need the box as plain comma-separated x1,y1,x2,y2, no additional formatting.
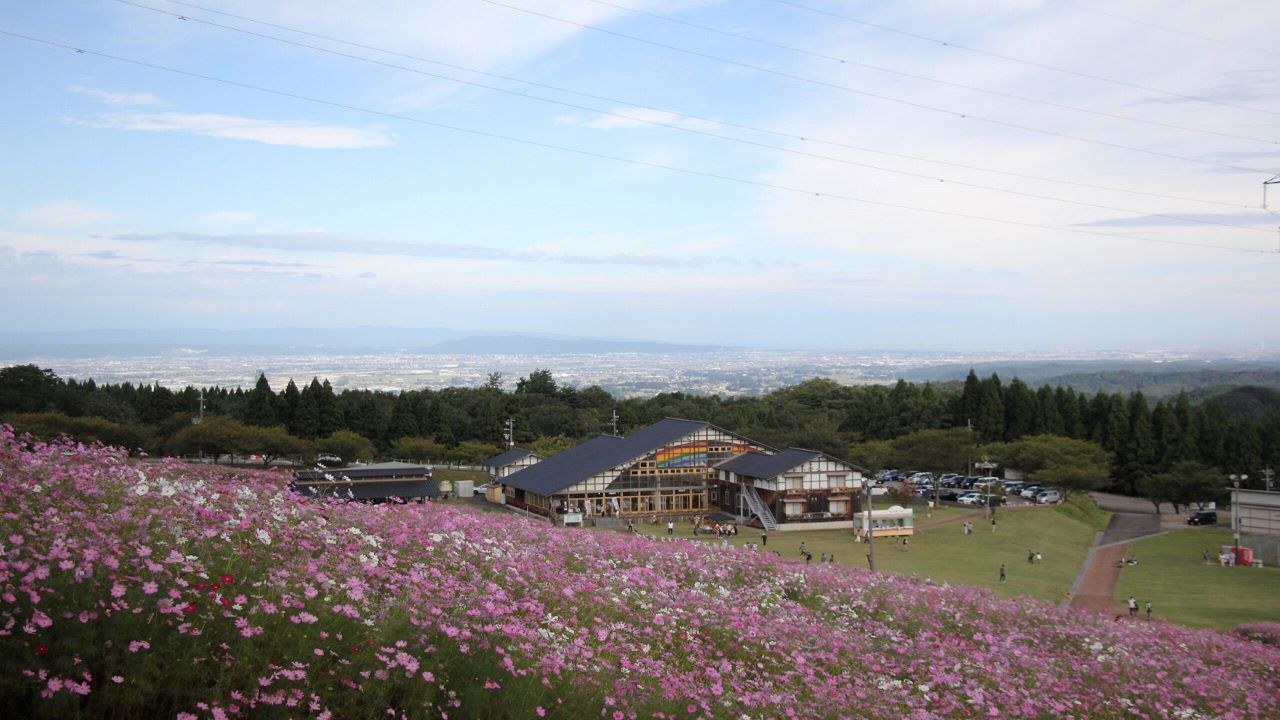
1113,528,1280,630
631,501,1102,604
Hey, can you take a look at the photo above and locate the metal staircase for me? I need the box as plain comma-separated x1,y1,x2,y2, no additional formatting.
741,484,779,532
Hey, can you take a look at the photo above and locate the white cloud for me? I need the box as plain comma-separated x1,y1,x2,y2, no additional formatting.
71,112,394,149
20,201,116,229
68,84,165,106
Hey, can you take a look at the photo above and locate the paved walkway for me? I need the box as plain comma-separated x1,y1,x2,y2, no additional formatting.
1067,512,1164,613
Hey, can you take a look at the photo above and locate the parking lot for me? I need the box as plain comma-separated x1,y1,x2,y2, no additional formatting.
875,470,1064,510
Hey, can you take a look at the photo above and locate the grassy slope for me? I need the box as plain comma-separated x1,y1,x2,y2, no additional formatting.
633,500,1103,604
1113,528,1280,630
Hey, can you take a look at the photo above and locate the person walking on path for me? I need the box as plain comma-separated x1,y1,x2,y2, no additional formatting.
799,541,808,557
666,520,674,536
999,564,1006,582
991,518,997,533
1145,601,1152,620
761,533,767,547
1028,548,1035,563
1128,596,1138,617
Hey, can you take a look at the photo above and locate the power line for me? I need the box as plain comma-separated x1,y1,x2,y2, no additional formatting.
574,0,1277,147
765,0,1280,119
468,0,1271,174
1047,1,1280,59
144,0,1255,210
3,29,1274,255
113,0,1274,237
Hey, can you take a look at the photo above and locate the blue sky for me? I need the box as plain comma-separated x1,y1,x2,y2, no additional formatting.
1,0,1278,351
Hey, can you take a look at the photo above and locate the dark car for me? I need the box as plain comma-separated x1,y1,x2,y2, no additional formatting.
1187,511,1218,526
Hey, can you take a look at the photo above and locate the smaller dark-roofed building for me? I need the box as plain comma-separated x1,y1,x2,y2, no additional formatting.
715,449,865,531
292,462,439,503
482,447,542,479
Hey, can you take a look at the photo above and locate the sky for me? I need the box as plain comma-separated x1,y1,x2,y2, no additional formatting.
1,0,1278,351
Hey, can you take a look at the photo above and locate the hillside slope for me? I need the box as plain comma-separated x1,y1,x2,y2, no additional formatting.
1,427,1277,719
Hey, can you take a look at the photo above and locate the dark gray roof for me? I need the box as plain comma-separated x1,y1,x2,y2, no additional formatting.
483,447,539,468
293,463,430,482
292,478,439,501
502,417,711,496
716,448,822,479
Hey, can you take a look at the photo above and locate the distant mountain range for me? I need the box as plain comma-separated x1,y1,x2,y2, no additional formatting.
0,327,723,359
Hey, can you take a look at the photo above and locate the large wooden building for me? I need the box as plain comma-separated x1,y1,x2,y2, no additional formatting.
500,418,867,529
501,418,768,519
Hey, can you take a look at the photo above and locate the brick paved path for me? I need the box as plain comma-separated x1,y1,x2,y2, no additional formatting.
1068,512,1161,614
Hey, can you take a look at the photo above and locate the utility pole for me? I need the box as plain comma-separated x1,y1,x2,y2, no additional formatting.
864,482,876,571
503,418,514,449
1264,173,1279,253
1261,466,1276,492
610,409,620,436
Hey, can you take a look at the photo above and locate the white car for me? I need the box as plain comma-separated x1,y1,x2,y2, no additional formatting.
957,492,982,505
1035,490,1062,504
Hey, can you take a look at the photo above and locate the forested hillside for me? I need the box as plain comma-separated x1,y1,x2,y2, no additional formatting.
2,365,1277,498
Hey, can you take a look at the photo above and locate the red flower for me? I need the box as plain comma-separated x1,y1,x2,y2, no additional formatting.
183,602,199,615
210,583,221,591
35,644,48,655
219,597,232,609
194,582,207,591
220,574,235,584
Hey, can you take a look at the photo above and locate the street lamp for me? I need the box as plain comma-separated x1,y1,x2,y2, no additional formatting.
1228,474,1247,553
976,457,997,519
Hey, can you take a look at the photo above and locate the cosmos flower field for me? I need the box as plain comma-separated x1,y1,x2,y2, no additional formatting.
2,426,1277,719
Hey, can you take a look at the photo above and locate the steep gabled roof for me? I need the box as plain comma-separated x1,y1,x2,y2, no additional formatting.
715,448,822,479
716,448,867,479
502,417,712,496
483,447,539,468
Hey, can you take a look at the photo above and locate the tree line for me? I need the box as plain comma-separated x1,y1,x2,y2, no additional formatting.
1,364,1276,505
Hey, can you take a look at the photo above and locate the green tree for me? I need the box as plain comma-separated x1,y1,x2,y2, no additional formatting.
528,434,577,457
990,434,1111,500
974,374,1005,441
165,415,251,459
241,373,278,427
888,427,976,504
315,430,376,465
1002,377,1039,441
1035,385,1064,436
279,379,301,433
1139,460,1226,514
292,384,321,439
0,365,62,414
515,369,559,395
240,425,308,465
8,411,146,451
388,436,447,462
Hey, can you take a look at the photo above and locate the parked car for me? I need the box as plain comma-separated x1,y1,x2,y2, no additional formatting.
1002,481,1025,494
474,482,495,496
1020,485,1043,499
938,489,960,502
1035,490,1062,504
1187,510,1218,525
316,454,342,467
957,491,982,505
